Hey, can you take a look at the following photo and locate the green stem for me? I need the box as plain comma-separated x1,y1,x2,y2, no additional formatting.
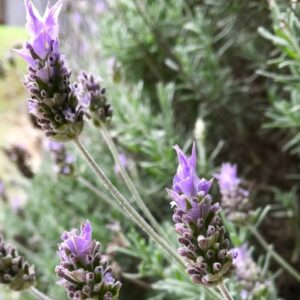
29,287,53,300
77,176,122,214
249,226,300,282
73,138,184,267
100,124,165,237
218,282,233,300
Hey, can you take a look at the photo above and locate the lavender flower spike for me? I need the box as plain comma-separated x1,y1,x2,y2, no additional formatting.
77,72,113,127
234,245,272,299
56,220,121,300
167,143,235,286
214,163,255,225
0,235,35,291
16,0,84,141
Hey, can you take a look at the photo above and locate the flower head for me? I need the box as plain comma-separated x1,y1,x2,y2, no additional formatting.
234,245,273,300
167,143,235,286
77,71,113,127
16,0,84,141
56,221,121,299
172,143,211,197
16,0,62,65
214,163,240,192
0,235,35,291
60,221,94,261
214,163,254,225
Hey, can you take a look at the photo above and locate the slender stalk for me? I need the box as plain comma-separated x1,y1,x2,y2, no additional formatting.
73,138,184,267
29,287,53,300
100,124,164,236
249,226,300,282
218,282,233,300
77,176,122,214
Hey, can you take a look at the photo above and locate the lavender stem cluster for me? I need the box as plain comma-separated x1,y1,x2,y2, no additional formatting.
214,163,255,225
0,235,35,291
56,221,121,300
16,0,84,141
167,143,235,286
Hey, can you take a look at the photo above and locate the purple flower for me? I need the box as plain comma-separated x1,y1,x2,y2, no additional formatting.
215,163,254,225
172,143,212,197
114,153,128,175
167,143,235,286
60,221,94,260
56,221,121,299
77,71,113,127
16,0,62,66
234,244,271,299
214,163,240,192
16,0,84,141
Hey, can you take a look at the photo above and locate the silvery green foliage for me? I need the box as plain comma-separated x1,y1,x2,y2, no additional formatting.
0,236,35,291
259,1,300,154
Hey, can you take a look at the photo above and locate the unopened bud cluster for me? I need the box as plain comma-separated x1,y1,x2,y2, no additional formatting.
0,235,35,291
78,72,113,127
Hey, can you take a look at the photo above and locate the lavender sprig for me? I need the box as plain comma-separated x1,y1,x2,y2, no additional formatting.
55,221,121,300
0,235,35,291
214,163,255,225
167,143,235,286
16,0,84,141
235,245,272,300
77,71,113,127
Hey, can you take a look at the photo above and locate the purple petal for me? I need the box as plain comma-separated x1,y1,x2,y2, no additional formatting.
166,189,187,210
24,0,43,37
14,48,35,67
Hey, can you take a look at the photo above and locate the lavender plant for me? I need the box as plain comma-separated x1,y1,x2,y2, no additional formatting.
167,143,235,296
234,244,273,300
77,72,113,127
0,235,35,291
214,163,255,225
16,0,84,141
3,0,300,299
56,220,121,300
